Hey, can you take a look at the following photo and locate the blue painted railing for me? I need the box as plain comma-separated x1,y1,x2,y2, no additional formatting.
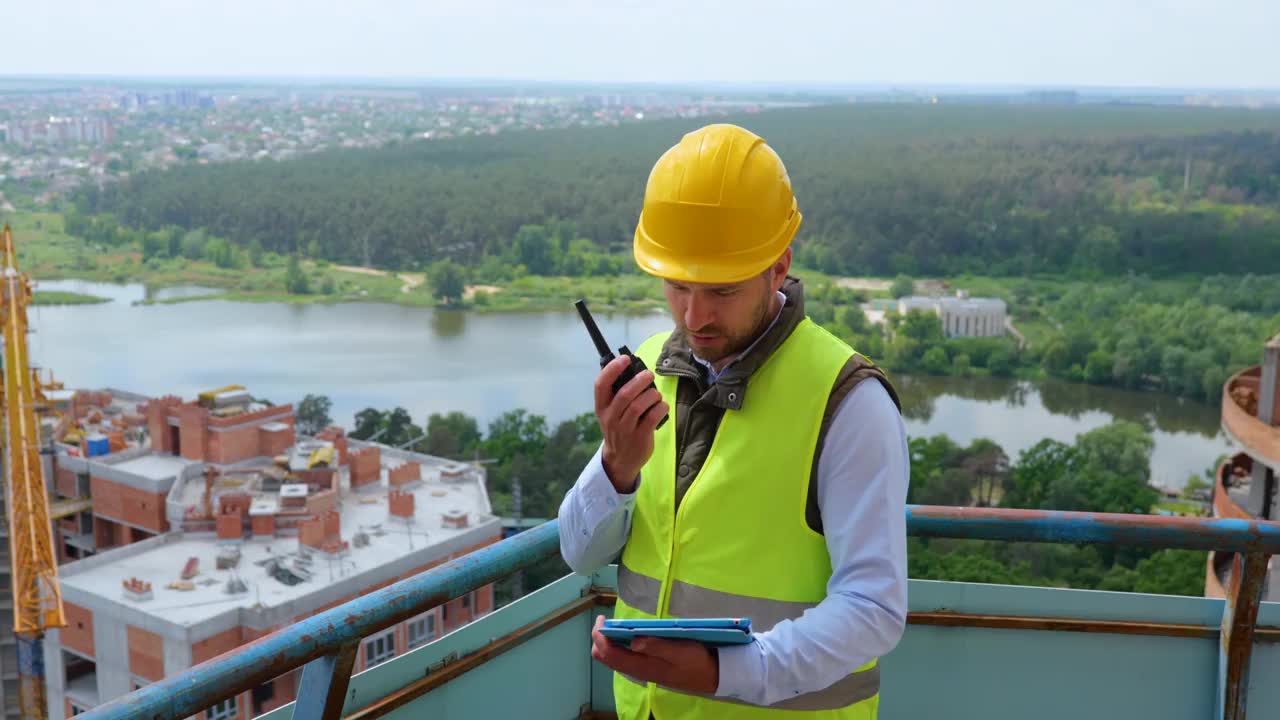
76,506,1280,720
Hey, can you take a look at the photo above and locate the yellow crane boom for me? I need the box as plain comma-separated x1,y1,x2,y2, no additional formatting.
1,225,66,720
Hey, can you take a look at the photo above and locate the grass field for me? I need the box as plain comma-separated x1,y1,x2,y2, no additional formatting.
31,290,110,305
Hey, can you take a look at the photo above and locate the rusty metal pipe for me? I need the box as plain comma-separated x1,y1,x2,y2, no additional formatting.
908,505,1280,554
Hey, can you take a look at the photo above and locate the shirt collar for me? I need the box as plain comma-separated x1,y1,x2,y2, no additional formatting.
689,290,787,385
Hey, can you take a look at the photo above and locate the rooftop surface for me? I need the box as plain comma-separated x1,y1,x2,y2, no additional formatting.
899,294,1007,310
60,468,495,627
111,454,193,482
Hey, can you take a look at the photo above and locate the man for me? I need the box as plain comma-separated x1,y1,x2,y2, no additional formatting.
557,123,909,720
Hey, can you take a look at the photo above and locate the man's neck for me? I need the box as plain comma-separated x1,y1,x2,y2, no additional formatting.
695,290,786,379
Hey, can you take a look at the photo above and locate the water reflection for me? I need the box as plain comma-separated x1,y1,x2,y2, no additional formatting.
431,309,467,339
895,373,1231,489
33,279,221,304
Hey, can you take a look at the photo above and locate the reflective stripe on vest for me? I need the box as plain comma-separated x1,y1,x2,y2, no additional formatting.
619,561,816,632
611,319,881,719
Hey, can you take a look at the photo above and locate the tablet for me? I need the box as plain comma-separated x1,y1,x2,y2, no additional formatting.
600,618,754,647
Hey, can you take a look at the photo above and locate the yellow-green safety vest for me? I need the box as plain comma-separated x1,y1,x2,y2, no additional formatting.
611,317,881,720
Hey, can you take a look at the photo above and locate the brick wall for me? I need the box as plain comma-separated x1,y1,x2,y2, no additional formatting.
255,672,297,716
388,462,421,488
55,466,79,498
90,475,169,533
208,424,262,465
127,626,164,681
192,626,244,664
299,513,337,549
295,467,337,492
217,514,243,540
259,425,296,458
252,514,276,537
389,491,414,518
62,601,95,658
175,403,209,461
305,489,337,516
93,516,132,551
219,493,252,516
349,446,381,488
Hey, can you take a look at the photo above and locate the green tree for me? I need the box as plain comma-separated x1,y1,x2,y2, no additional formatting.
248,238,264,267
351,408,385,440
1001,439,1077,510
922,346,950,375
988,346,1015,377
1084,349,1114,385
514,224,556,276
383,407,416,447
1073,421,1158,514
295,394,333,435
429,260,467,305
890,275,914,298
285,254,311,294
181,229,207,260
426,411,483,459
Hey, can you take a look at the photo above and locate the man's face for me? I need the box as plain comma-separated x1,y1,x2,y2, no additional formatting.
663,257,786,365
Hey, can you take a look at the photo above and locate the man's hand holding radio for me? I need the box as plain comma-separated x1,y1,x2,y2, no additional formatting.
595,355,668,494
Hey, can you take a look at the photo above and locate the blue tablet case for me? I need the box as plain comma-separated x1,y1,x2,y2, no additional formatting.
600,618,754,647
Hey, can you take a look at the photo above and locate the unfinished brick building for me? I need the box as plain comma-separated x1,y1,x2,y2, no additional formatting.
35,386,501,720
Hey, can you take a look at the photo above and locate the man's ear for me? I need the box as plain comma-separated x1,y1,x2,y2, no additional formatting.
768,247,792,291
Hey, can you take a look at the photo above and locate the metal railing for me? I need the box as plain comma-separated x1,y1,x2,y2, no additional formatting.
77,506,1280,720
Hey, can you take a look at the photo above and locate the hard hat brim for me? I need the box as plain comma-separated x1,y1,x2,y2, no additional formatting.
633,209,801,285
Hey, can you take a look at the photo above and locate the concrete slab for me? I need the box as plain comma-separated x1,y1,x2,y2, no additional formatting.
112,454,194,482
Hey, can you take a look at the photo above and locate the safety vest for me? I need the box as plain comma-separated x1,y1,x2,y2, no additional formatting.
612,317,881,720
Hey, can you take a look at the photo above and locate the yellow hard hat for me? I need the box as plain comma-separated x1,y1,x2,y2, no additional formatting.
633,123,801,284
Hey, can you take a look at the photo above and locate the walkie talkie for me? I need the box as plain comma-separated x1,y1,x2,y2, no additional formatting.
575,299,668,429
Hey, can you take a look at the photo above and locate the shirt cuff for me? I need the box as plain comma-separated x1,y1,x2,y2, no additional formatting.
579,450,638,522
713,639,766,703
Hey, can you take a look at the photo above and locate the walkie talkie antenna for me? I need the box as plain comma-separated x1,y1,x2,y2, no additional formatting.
575,299,614,360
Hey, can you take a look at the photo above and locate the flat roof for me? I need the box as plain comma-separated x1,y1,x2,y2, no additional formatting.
61,471,494,627
111,454,195,482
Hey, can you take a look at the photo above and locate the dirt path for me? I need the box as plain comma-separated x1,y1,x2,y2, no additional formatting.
333,264,386,277
397,273,425,294
334,265,424,294
464,284,502,300
834,277,892,292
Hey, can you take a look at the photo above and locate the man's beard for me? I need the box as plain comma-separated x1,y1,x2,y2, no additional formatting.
677,289,774,365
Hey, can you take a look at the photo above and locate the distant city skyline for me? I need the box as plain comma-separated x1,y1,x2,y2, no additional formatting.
4,0,1278,90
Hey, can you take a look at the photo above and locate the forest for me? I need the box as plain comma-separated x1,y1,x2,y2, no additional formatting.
300,398,1207,600
74,103,1280,278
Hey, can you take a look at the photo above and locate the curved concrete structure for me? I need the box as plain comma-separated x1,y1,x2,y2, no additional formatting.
1222,367,1280,472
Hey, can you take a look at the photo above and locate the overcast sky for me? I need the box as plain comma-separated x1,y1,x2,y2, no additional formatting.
5,0,1276,89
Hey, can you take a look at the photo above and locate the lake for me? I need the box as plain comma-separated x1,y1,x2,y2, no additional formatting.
28,280,1234,489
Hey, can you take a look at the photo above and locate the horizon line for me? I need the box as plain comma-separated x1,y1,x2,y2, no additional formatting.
1,73,1278,95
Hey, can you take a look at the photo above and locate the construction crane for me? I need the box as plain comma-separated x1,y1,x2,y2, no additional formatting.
0,225,66,720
